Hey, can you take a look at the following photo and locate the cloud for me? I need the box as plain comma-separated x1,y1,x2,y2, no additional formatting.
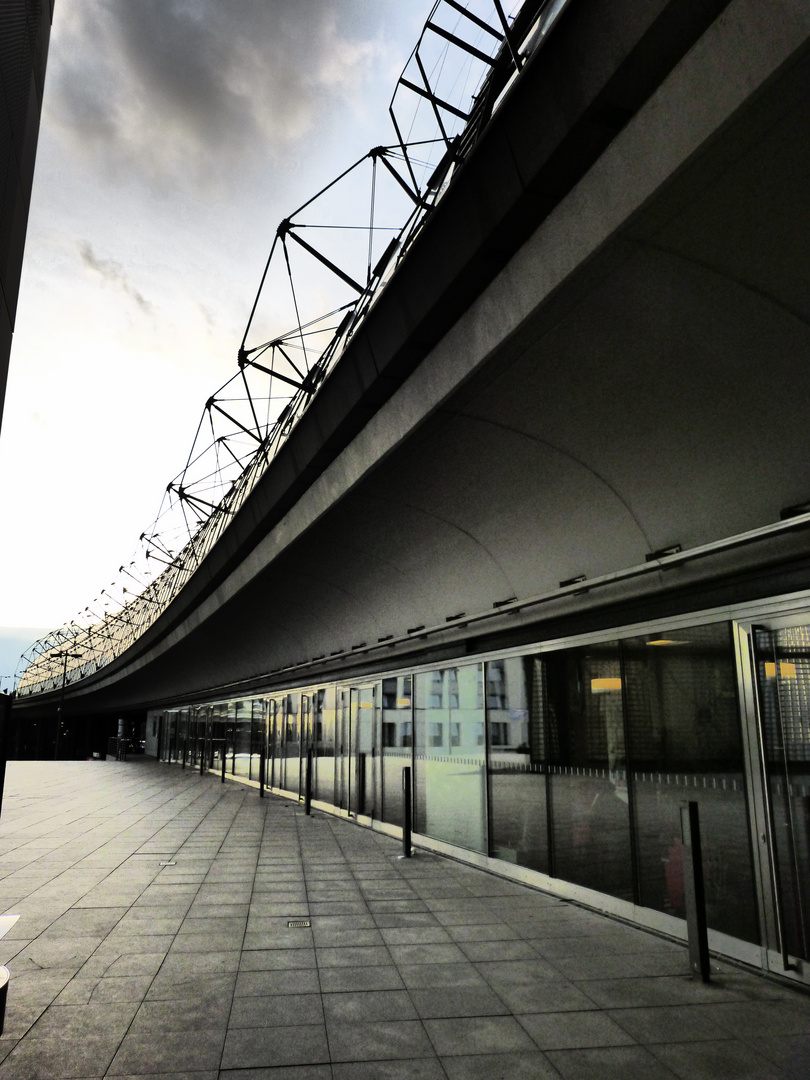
47,0,396,196
79,240,152,311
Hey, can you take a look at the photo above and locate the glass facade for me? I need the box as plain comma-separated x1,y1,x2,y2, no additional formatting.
148,612,810,973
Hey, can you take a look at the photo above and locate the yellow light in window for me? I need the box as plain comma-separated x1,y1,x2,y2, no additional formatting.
764,662,797,678
646,639,688,646
591,677,622,693
360,700,373,708
396,698,411,707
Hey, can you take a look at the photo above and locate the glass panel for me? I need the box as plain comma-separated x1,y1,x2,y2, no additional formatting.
415,664,487,853
250,699,265,781
381,675,412,827
487,657,549,873
233,701,252,777
177,710,189,764
267,699,281,789
354,686,376,817
314,687,336,802
162,712,173,761
301,695,312,795
336,690,350,810
210,702,228,772
755,625,810,960
283,693,301,795
543,644,634,902
625,623,758,942
188,707,199,767
201,705,213,770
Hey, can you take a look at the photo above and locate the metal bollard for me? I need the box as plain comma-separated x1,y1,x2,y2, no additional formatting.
402,766,412,858
680,800,710,982
0,965,8,1036
221,740,226,784
259,748,266,798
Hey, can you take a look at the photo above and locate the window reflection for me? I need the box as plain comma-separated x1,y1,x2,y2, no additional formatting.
487,657,548,872
543,645,634,902
625,624,758,943
283,693,300,794
314,686,336,803
415,664,486,853
381,676,412,828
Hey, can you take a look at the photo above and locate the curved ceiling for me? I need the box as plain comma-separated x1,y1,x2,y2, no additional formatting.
19,0,810,716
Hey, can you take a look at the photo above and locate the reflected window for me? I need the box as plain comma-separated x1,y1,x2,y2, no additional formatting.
415,665,487,854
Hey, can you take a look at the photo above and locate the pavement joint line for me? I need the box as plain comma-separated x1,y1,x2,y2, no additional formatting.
0,760,807,1078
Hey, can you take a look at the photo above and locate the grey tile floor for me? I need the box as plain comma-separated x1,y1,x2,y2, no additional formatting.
0,758,806,1079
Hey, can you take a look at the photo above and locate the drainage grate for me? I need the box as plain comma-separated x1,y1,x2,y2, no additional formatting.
287,919,311,928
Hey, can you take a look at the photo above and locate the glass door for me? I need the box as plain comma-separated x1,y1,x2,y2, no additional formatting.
267,699,280,790
349,686,376,817
336,689,351,810
751,622,810,978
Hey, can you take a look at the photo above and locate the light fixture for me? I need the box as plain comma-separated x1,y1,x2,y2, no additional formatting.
646,638,689,646
591,677,622,693
764,661,797,679
645,544,682,562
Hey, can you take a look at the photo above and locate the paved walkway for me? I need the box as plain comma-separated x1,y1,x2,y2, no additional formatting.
0,759,806,1080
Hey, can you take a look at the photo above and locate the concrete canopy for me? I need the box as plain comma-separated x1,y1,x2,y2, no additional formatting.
17,0,810,716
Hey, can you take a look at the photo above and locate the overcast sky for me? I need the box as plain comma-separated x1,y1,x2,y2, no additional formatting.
0,0,435,683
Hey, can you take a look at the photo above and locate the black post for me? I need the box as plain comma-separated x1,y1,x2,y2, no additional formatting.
681,800,711,982
305,749,313,815
157,716,164,761
402,766,412,858
259,748,266,798
0,964,9,1035
181,732,188,769
221,733,227,783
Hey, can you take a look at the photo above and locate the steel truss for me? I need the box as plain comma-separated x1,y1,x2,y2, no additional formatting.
17,1,568,697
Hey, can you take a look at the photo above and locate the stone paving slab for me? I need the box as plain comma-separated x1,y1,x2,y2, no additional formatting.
0,759,807,1079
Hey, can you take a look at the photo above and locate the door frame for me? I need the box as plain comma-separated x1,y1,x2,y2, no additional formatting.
735,618,810,984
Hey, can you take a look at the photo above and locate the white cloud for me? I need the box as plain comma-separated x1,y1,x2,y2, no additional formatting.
47,0,399,197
